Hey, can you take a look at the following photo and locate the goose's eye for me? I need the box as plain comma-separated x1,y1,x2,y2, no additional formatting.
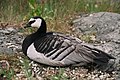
29,20,35,25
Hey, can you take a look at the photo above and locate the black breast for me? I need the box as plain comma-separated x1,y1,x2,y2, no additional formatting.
22,32,44,55
22,35,33,55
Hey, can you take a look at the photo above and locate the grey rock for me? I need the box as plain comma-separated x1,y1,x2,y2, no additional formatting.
73,12,120,55
7,27,16,32
73,12,120,78
0,28,24,54
73,12,120,42
0,30,10,34
0,47,14,54
94,78,100,80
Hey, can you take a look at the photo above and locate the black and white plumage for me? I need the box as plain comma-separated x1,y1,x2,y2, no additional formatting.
22,16,115,68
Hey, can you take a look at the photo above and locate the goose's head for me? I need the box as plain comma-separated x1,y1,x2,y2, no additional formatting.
25,16,46,28
25,16,47,33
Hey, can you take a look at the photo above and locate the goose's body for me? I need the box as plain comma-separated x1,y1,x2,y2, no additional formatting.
22,16,115,68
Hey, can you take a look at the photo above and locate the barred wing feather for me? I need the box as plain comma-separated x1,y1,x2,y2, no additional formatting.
32,32,114,66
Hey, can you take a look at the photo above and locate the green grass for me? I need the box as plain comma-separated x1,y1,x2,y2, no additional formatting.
0,0,120,34
0,54,69,80
0,0,120,23
0,54,34,80
0,68,15,80
0,0,28,22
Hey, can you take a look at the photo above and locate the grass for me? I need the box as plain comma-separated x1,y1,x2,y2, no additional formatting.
0,0,120,33
0,0,120,79
0,54,69,80
0,54,35,80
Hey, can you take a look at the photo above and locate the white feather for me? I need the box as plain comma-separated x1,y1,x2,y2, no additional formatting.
27,43,64,66
29,18,42,28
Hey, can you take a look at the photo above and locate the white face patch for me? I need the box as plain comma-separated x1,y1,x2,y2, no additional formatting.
29,18,42,28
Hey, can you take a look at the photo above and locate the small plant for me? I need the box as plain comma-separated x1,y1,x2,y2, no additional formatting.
26,0,55,20
0,60,14,80
51,68,68,80
0,68,15,80
19,57,33,80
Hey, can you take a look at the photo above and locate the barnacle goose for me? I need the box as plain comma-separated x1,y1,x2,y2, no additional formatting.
22,16,115,68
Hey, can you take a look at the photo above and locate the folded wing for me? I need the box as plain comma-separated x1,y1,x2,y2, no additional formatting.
33,32,115,67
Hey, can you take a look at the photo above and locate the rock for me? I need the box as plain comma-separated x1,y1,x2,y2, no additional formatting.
73,12,120,54
73,12,120,79
94,78,100,80
7,27,16,32
0,47,13,54
0,27,24,54
73,12,120,42
0,30,10,35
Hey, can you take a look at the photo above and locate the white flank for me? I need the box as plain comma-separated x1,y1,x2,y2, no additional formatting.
27,43,64,66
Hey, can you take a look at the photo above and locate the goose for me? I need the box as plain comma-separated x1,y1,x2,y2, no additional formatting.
22,16,115,69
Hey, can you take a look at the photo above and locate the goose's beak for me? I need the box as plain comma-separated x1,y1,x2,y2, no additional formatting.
24,23,31,28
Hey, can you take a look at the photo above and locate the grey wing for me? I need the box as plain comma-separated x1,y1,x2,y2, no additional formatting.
34,32,115,66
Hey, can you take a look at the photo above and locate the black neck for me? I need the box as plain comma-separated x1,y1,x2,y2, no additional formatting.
32,19,47,41
22,21,47,55
37,25,46,34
